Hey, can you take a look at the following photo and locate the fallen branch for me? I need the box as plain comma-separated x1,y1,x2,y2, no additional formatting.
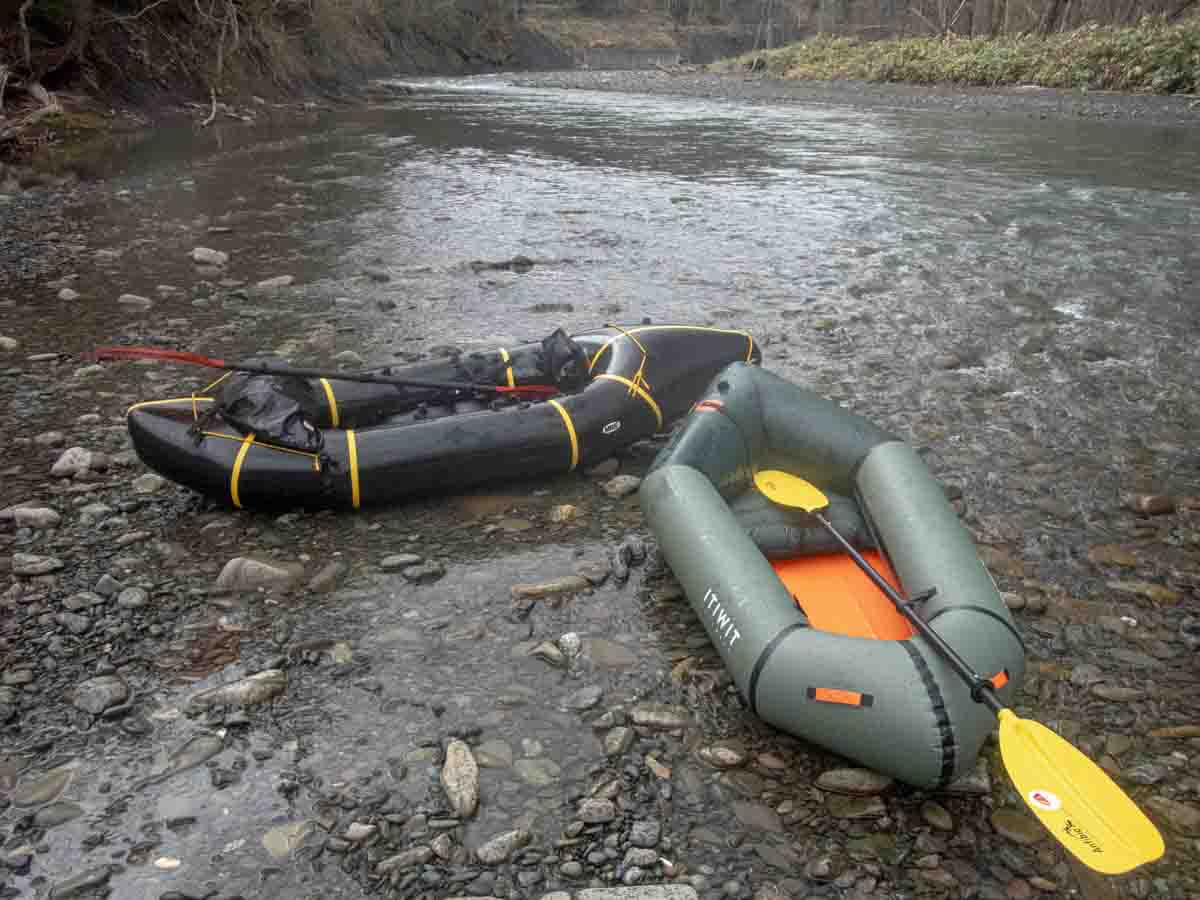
201,86,217,126
0,65,8,115
18,0,35,69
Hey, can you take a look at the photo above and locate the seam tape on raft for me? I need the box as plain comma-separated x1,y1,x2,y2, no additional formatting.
319,378,339,428
807,687,874,708
346,429,361,509
230,433,256,509
499,348,515,389
595,374,663,429
547,399,579,471
694,399,725,413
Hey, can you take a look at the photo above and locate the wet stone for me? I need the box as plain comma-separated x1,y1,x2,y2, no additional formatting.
578,798,617,823
697,741,748,769
562,684,604,711
48,864,113,899
71,675,129,715
475,739,513,768
513,757,560,786
403,560,445,583
990,808,1045,845
116,587,148,609
381,553,422,571
732,801,783,833
630,703,690,729
34,800,84,828
12,766,74,806
12,553,64,576
826,794,887,819
604,726,635,756
13,507,60,529
816,767,894,795
1145,796,1200,836
922,800,954,831
629,818,661,848
441,739,480,818
475,828,530,864
602,474,642,499
188,669,286,708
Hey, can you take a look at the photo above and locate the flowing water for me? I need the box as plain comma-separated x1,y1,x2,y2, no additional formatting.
2,75,1199,899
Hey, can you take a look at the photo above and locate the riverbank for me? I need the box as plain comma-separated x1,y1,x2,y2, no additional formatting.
508,66,1200,126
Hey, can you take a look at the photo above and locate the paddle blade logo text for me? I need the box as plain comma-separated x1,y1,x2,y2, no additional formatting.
1028,789,1062,812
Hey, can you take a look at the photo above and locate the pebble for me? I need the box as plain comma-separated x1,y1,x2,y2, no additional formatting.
255,274,295,290
71,675,130,714
630,703,691,729
381,553,422,571
12,766,74,806
402,560,445,583
0,335,18,351
116,293,153,309
990,808,1046,845
116,587,149,608
191,247,229,266
474,828,530,864
132,473,166,494
511,576,590,598
441,739,480,818
214,557,297,592
188,669,286,708
51,446,94,478
13,506,60,529
12,552,65,575
815,767,894,795
602,474,642,499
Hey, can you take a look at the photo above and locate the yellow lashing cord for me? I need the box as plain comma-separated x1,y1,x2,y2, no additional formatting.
547,399,580,471
230,432,256,509
595,373,663,430
319,378,340,428
346,429,361,509
499,348,515,388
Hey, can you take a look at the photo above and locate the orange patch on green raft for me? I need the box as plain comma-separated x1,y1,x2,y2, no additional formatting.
773,551,915,640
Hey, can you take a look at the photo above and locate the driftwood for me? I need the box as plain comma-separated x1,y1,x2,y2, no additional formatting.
200,86,218,126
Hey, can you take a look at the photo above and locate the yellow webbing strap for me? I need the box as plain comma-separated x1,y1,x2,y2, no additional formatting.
230,433,256,509
587,325,755,373
319,378,340,428
595,373,663,430
746,333,755,362
547,400,580,471
499,348,515,388
346,429,361,509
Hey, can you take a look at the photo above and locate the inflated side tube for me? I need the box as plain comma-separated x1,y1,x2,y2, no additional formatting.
126,325,759,510
640,362,1025,788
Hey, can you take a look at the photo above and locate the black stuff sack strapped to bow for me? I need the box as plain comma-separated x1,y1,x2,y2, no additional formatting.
210,368,325,453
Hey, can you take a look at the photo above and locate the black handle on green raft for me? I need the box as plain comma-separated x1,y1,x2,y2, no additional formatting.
810,509,1006,716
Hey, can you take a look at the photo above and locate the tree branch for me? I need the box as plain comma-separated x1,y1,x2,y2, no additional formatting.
18,0,35,70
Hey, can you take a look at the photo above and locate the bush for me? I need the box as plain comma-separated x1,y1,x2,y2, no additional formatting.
720,16,1200,93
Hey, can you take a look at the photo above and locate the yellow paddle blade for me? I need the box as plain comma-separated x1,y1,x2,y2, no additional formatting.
997,709,1165,874
755,469,829,513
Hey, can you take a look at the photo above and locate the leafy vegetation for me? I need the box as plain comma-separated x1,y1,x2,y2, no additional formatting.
717,15,1200,93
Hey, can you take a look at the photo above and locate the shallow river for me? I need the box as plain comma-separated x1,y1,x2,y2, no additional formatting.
2,75,1199,900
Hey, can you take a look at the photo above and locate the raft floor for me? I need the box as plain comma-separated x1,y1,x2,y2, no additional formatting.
773,551,915,640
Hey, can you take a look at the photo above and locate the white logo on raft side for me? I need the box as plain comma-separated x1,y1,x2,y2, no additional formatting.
702,588,742,648
602,420,621,435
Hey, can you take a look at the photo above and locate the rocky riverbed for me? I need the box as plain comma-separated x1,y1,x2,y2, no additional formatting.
3,72,1200,900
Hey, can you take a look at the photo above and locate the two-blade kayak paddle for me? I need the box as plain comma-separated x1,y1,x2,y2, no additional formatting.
754,469,1165,875
85,346,560,398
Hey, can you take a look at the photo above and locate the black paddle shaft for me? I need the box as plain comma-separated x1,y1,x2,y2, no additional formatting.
214,361,527,395
811,510,1005,715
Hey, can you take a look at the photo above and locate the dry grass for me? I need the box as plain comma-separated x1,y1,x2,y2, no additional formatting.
526,12,687,49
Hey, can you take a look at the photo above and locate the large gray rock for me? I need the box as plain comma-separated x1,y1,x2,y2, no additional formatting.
51,447,93,478
190,247,229,266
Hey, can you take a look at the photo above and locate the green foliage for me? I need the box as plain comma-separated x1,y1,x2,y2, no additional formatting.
722,16,1200,94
